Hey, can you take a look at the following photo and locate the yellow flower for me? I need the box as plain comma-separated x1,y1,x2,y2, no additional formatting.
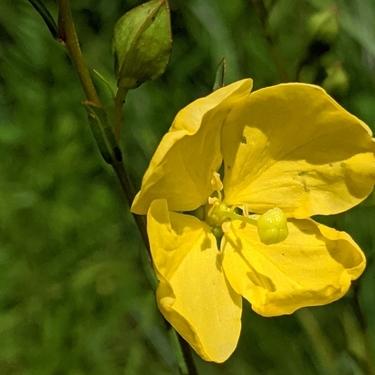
131,79,375,363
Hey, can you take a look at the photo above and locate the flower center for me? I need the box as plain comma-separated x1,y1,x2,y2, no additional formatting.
186,172,289,245
204,198,257,238
203,172,289,245
204,200,231,239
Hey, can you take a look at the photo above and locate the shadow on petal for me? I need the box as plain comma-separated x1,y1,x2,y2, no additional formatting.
222,224,276,292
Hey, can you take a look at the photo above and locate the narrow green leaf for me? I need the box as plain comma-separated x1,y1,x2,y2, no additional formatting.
28,0,58,39
83,101,122,165
93,69,116,99
213,58,226,91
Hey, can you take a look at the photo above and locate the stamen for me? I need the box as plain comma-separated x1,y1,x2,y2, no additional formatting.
221,210,257,225
210,172,223,201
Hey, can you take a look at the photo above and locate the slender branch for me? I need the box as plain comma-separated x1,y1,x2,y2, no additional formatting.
250,0,289,82
56,0,145,246
112,160,149,248
114,87,128,141
57,0,101,105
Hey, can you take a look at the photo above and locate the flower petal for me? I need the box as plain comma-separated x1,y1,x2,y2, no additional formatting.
148,199,242,362
131,79,253,214
222,83,375,217
222,218,365,317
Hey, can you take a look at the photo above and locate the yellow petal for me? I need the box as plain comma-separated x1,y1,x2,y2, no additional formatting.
222,83,375,217
147,199,242,362
131,79,253,215
222,218,365,317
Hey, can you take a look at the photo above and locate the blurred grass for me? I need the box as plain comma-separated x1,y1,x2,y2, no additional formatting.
1,0,375,374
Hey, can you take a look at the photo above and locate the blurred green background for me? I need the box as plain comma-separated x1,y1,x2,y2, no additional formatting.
1,0,375,374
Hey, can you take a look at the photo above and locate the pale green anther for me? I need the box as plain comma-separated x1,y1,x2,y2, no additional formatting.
257,207,288,245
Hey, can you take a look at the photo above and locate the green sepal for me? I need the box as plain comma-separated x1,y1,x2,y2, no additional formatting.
112,0,172,90
213,58,226,91
83,101,122,164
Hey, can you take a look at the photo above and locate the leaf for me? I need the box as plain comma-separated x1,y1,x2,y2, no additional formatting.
28,0,58,39
82,101,122,164
213,58,226,91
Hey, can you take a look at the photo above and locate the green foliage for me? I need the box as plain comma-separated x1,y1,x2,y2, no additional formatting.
83,101,121,164
1,0,375,374
212,58,226,91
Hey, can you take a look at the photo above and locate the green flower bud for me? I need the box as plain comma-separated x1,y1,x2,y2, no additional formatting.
112,0,172,90
322,61,349,97
257,208,288,245
307,8,339,45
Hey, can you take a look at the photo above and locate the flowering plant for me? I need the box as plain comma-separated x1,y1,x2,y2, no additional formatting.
132,79,375,362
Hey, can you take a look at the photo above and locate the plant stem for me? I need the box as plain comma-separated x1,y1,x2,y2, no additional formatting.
250,0,289,82
57,0,100,105
57,0,145,245
112,159,150,249
114,87,128,142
